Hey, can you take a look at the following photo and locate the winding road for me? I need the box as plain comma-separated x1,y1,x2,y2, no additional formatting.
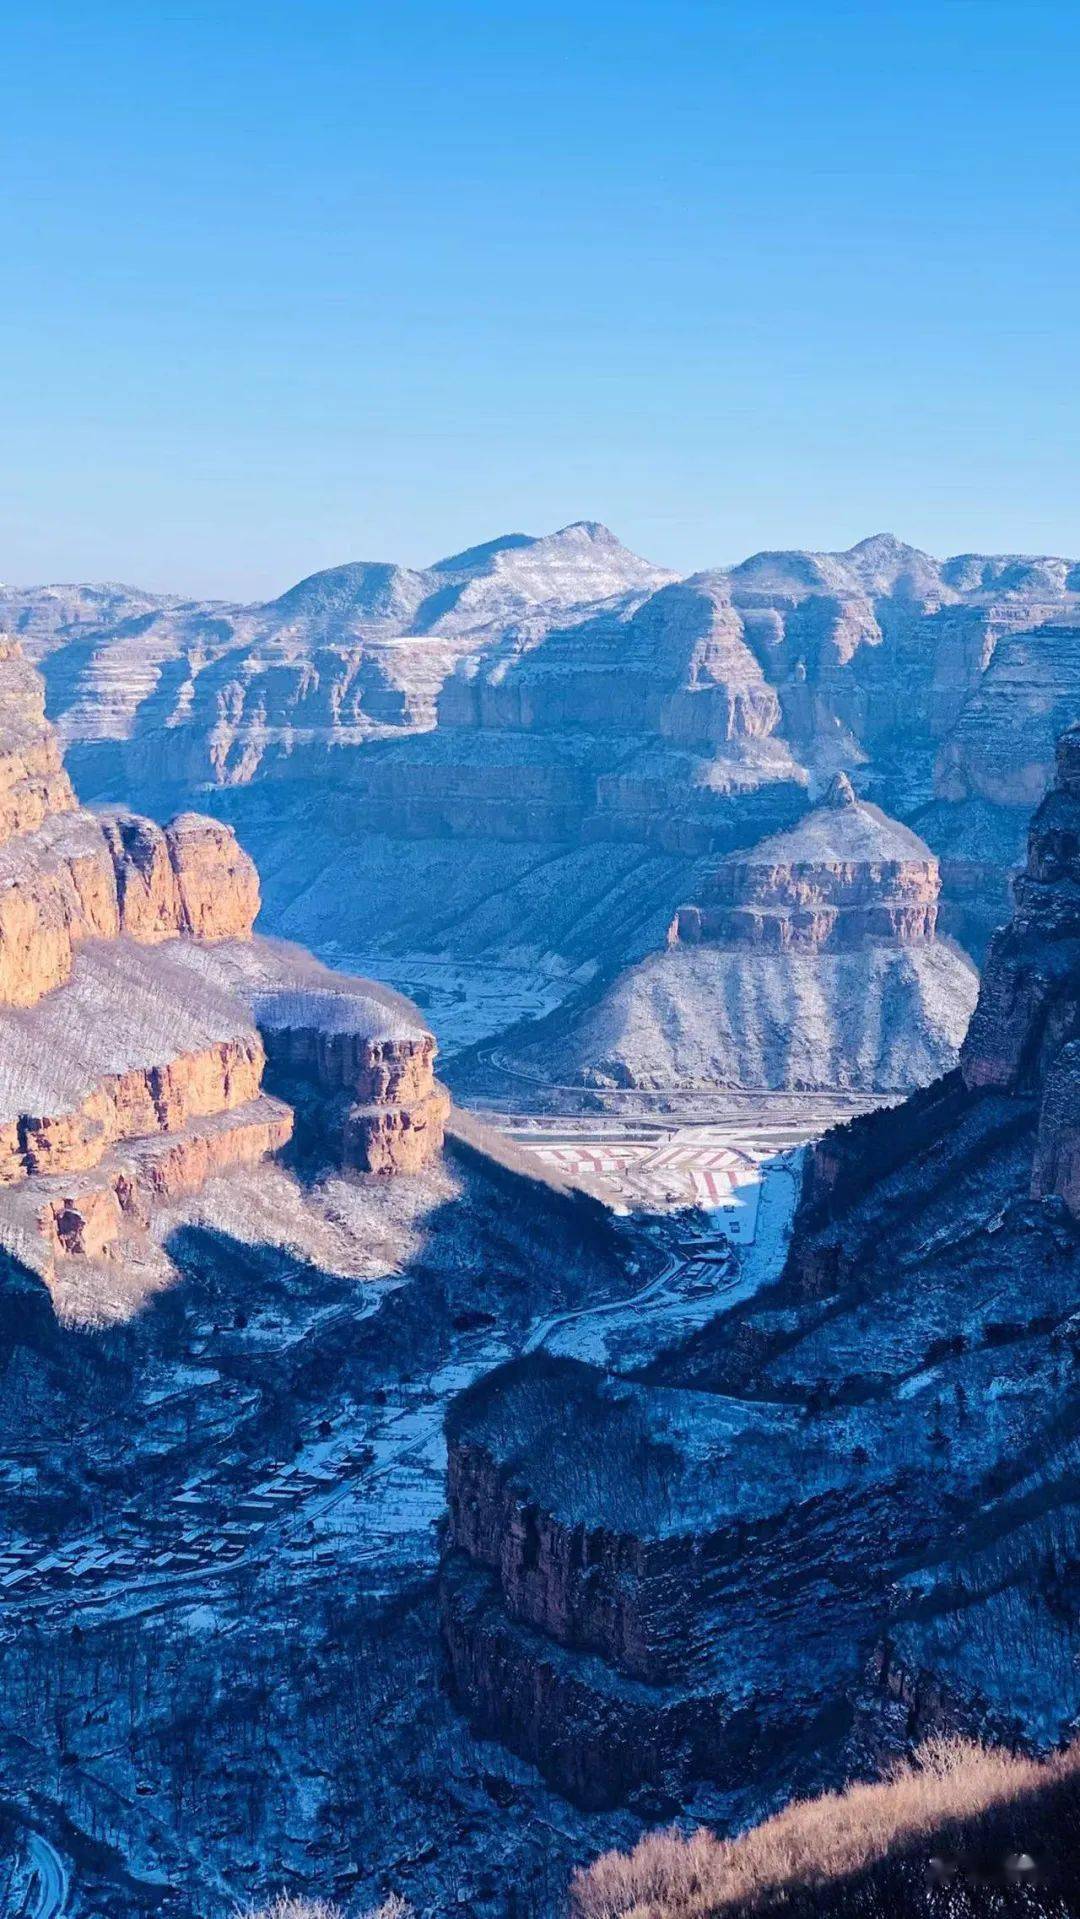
22,1832,69,1919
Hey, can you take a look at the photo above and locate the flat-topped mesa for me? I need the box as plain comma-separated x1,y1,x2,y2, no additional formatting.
253,984,449,1174
671,774,941,950
0,647,446,1294
0,936,293,1281
0,942,447,1286
440,1355,943,1808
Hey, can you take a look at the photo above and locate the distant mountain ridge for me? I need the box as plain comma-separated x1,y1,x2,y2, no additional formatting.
4,522,1080,1089
6,523,1079,793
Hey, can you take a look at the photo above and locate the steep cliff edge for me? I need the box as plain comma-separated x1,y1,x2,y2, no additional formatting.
497,776,977,1093
439,731,1080,1811
0,640,448,1313
673,773,940,950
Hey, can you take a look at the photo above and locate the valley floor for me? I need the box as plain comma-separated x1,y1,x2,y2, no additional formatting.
0,1073,835,1918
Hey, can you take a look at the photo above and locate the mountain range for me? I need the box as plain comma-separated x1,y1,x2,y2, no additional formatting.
6,521,1080,1094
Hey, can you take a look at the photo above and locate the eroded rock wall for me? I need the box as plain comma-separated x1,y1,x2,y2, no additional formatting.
673,775,942,952
257,992,449,1175
962,725,1080,1095
0,1035,265,1183
0,642,447,1292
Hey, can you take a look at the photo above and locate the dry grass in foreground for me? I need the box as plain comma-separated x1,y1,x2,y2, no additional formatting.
241,1896,412,1919
572,1737,1080,1919
241,1902,342,1919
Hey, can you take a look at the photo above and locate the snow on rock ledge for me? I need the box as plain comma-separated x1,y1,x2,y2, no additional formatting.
0,639,447,1297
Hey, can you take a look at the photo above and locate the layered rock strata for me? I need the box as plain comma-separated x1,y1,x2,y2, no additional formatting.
253,984,450,1174
961,722,1080,1097
0,640,448,1293
15,530,1080,977
440,1358,948,1810
672,773,940,950
99,808,261,944
439,728,1080,1810
0,644,263,1009
499,777,977,1094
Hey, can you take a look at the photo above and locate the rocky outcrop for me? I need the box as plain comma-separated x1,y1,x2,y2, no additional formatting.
1,1031,265,1183
0,639,78,843
0,930,451,1287
254,985,450,1174
961,723,1080,1095
100,810,259,944
440,1357,950,1809
35,1095,294,1263
0,643,448,1297
0,641,260,1009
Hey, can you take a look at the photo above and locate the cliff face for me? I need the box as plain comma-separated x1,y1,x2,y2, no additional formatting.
15,522,675,788
0,641,448,1307
255,987,450,1174
439,733,1080,1812
14,529,1080,1007
99,809,261,945
439,1358,952,1811
673,774,941,951
0,636,260,1013
14,528,1080,842
961,724,1080,1097
498,776,978,1095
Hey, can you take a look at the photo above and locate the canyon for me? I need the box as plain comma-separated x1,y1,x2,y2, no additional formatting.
438,723,1080,1822
2,531,1080,1913
0,627,666,1915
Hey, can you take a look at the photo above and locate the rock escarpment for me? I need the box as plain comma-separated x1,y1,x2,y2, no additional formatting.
0,641,447,1305
12,529,1080,971
499,777,977,1094
99,808,261,944
961,723,1080,1097
439,731,1080,1811
0,633,263,1011
254,985,450,1174
672,773,940,950
440,1358,951,1810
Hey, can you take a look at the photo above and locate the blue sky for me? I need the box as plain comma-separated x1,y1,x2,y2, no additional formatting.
3,1,1079,596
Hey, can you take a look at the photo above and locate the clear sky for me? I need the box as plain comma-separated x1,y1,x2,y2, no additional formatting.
3,1,1079,598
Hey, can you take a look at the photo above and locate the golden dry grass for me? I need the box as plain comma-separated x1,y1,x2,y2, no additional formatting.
240,1902,343,1919
240,1900,414,1919
240,1891,413,1919
571,1736,1080,1919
